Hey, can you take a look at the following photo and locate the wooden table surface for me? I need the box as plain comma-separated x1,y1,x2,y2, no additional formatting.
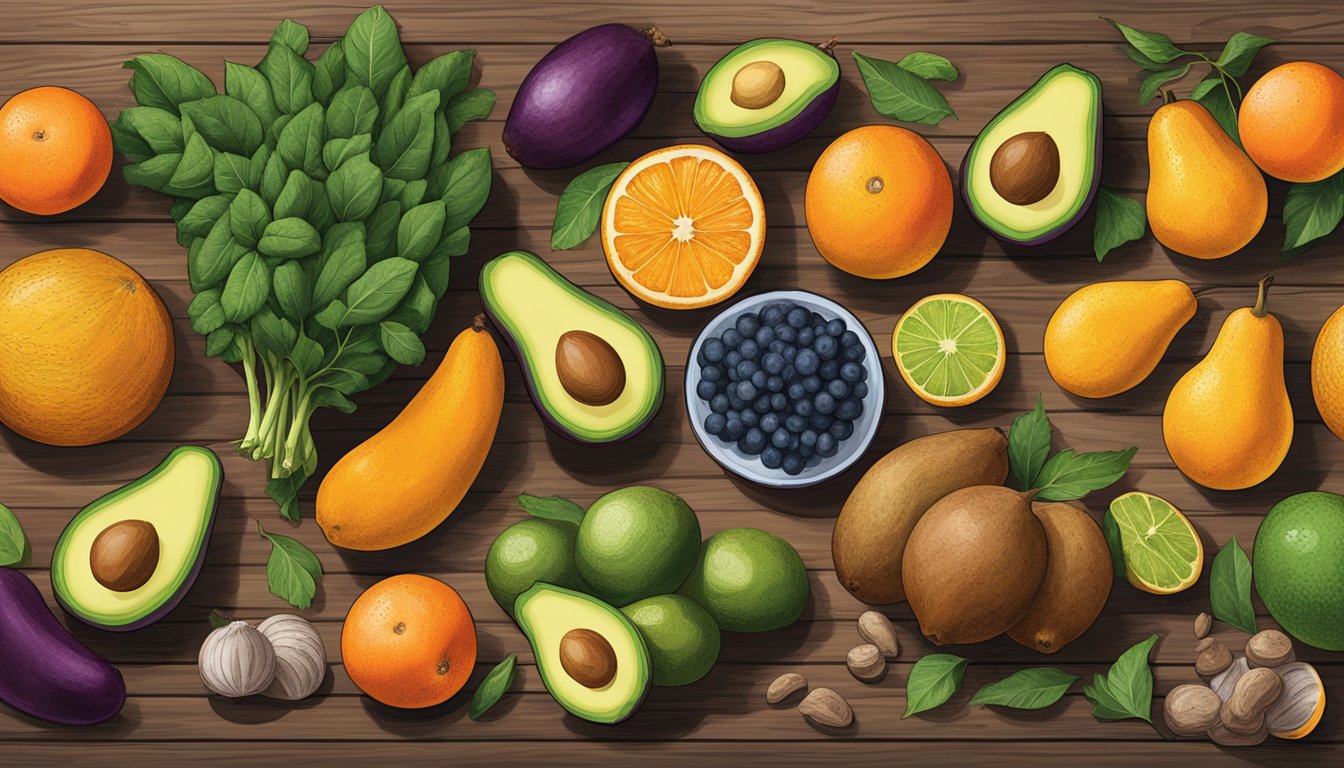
2,0,1343,764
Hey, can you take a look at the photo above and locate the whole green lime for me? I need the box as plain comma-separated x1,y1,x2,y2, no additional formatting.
575,486,701,606
1253,491,1344,650
621,594,721,686
485,518,583,617
678,527,809,633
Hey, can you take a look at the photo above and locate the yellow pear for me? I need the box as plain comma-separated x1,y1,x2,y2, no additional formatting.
1147,95,1267,259
1045,280,1196,398
1163,277,1292,490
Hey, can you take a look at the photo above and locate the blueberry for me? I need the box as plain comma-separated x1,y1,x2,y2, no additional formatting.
763,352,785,375
740,409,759,427
696,348,708,367
739,338,760,360
796,349,820,375
725,350,743,369
770,393,788,411
736,313,760,337
782,346,798,364
811,412,835,430
722,328,742,348
787,307,810,328
826,318,846,337
704,412,726,435
828,379,850,400
840,362,863,383
760,413,780,433
710,394,730,414
785,414,806,433
830,419,854,441
743,427,766,454
782,454,804,476
761,446,783,469
725,418,744,440
755,325,776,347
703,337,726,362
811,312,826,326
793,398,813,417
799,444,816,459
843,344,866,363
815,392,836,414
728,393,746,410
736,360,758,380
768,339,786,355
787,382,807,401
853,382,868,400
815,334,838,360
797,327,815,347
817,432,838,457
736,381,758,401
751,370,768,389
835,398,861,421
754,395,772,414
800,429,818,447
776,325,797,344
766,375,784,393
841,330,860,348
819,359,840,380
772,428,790,449
727,366,741,383
802,374,822,394
761,304,785,326
696,379,718,400
788,434,801,451
701,364,724,383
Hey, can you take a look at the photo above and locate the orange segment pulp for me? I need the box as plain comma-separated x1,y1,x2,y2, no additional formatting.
602,145,765,309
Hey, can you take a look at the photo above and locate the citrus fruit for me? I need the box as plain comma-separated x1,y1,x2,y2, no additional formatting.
1239,61,1344,182
891,294,1005,407
341,574,478,708
1253,491,1344,651
1107,492,1203,595
0,86,112,215
601,144,764,309
1311,303,1344,441
805,125,952,279
0,248,174,446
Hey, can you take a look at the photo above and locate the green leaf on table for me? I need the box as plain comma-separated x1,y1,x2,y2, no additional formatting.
208,608,236,629
903,653,968,718
1101,508,1126,580
1210,536,1257,634
852,51,957,125
1083,634,1158,722
260,41,315,116
895,52,958,82
518,494,586,526
1192,81,1241,145
1283,170,1344,258
1034,447,1137,501
181,95,264,156
1121,44,1174,72
221,250,271,323
436,147,493,230
469,655,518,720
265,469,310,523
1093,186,1147,261
0,504,29,566
1102,18,1190,64
313,40,347,105
970,667,1078,710
269,18,310,56
409,50,475,102
1007,395,1052,491
1139,63,1190,105
343,257,417,325
446,89,497,134
1215,32,1274,78
259,521,321,607
551,162,629,251
124,54,216,116
379,321,426,366
343,5,408,96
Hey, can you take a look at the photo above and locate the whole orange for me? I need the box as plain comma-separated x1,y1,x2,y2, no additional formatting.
1313,303,1344,442
805,125,952,279
341,574,477,709
0,248,174,446
0,87,112,215
1239,61,1344,182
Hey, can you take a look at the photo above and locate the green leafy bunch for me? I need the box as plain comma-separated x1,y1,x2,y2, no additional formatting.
110,6,497,519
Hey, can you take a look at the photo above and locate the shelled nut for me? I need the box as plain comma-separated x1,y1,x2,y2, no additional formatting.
1164,683,1222,737
1193,612,1211,639
1245,630,1295,668
857,611,900,659
1194,637,1233,678
1220,667,1283,736
846,644,886,683
798,687,854,729
1208,720,1268,747
766,672,808,704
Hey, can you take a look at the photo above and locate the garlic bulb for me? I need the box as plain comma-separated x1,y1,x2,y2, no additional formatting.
199,621,276,698
257,614,326,701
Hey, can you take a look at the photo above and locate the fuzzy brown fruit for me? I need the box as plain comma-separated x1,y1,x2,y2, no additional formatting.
902,485,1048,645
1007,501,1112,654
989,131,1060,205
832,428,1008,604
89,519,159,592
555,330,626,406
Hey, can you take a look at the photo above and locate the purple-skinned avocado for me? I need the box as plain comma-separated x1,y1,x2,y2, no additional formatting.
503,24,667,169
0,568,126,725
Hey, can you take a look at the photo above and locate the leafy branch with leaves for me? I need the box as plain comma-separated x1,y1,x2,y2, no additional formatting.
1007,396,1137,501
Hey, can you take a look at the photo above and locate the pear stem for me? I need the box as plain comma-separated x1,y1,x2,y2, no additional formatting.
1252,275,1274,318
1163,90,1178,105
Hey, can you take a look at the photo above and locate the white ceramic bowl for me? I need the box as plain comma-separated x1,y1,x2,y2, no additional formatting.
685,290,884,488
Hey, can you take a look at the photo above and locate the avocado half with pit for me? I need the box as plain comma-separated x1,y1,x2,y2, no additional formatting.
960,63,1103,246
51,446,223,631
480,250,664,445
694,38,840,153
516,582,651,724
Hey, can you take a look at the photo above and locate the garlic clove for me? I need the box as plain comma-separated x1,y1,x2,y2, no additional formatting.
258,614,327,701
199,621,276,698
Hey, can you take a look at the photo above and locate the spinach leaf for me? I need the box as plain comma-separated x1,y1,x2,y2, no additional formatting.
124,54,216,116
379,321,426,365
396,200,447,262
182,95,264,156
1007,395,1051,490
260,151,288,204
213,150,258,194
288,333,324,378
123,152,183,193
170,132,216,189
468,656,517,721
270,18,310,56
409,50,475,102
343,5,408,96
437,147,493,230
118,106,185,154
313,40,347,104
378,66,413,130
225,61,279,127
904,654,968,718
260,42,315,116
188,288,227,335
342,257,417,325
221,250,271,322
251,309,298,360
364,200,403,261
326,84,380,139
385,275,436,334
373,90,438,180
970,667,1077,710
551,162,628,250
178,193,233,247
327,152,384,222
312,222,368,308
259,217,322,260
445,89,497,134
190,215,244,291
1210,537,1256,634
228,188,272,249
430,111,452,169
259,521,321,606
275,169,317,220
323,134,372,172
276,102,326,179
205,325,236,357
0,504,30,566
273,261,312,321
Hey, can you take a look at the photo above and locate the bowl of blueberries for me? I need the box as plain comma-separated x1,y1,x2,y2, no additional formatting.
685,290,884,488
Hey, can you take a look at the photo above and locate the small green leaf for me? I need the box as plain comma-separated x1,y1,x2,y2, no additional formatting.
445,88,496,133
852,51,957,125
313,299,351,330
410,50,475,102
123,54,216,116
1192,82,1241,145
1093,187,1147,262
896,52,958,82
1187,73,1223,102
436,147,493,230
0,504,29,566
904,654,968,718
323,133,372,172
275,169,317,221
123,152,182,193
469,655,517,721
269,18,310,56
551,162,629,251
288,333,324,378
313,39,347,104
327,152,383,222
1210,536,1257,634
273,260,312,321
373,91,438,181
385,275,436,334
397,200,447,262
276,102,326,179
1007,395,1051,491
342,5,408,96
117,106,185,154
970,667,1077,710
1083,634,1158,722
312,222,368,308
260,42,315,115
259,521,322,607
221,250,271,322
378,65,412,130
225,61,279,127
181,95,264,156
1282,170,1344,257
251,309,298,360
1033,447,1137,501
1101,509,1126,580
265,468,310,523
228,188,272,249
364,200,402,261
518,494,585,525
178,193,232,247
1102,18,1190,64
170,132,216,189
379,321,426,365
189,215,244,291
1139,63,1190,105
326,84,380,139
258,217,321,260
343,257,417,325
188,288,226,335
1120,44,1173,72
208,609,236,629
205,324,236,357
1215,32,1274,78
213,151,259,194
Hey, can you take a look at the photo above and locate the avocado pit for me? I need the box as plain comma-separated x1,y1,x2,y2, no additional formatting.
556,330,626,406
559,627,618,688
731,61,786,109
990,131,1061,206
89,519,159,592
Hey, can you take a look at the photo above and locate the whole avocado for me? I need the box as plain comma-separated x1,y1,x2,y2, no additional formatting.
576,486,701,606
503,24,667,169
679,528,808,633
1254,491,1344,650
485,517,584,617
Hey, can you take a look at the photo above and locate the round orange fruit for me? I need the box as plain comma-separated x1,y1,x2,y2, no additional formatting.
0,248,174,446
1239,61,1344,182
0,87,112,215
341,574,477,709
1313,303,1344,442
602,144,765,309
806,125,952,279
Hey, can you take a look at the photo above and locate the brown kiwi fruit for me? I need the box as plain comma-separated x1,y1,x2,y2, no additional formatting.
902,485,1047,645
1007,501,1112,654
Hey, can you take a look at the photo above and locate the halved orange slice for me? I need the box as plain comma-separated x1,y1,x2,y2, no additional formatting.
601,144,765,309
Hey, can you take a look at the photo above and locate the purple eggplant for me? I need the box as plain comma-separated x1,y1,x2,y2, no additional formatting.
504,24,667,169
0,568,126,726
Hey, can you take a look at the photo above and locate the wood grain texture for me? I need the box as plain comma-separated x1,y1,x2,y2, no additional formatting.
2,0,1343,763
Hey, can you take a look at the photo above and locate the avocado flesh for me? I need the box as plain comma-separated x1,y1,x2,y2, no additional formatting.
480,250,664,444
515,583,651,724
51,446,222,631
695,39,839,138
962,64,1102,245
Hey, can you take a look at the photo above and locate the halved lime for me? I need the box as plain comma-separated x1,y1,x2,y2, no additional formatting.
892,294,1005,407
1107,492,1204,594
